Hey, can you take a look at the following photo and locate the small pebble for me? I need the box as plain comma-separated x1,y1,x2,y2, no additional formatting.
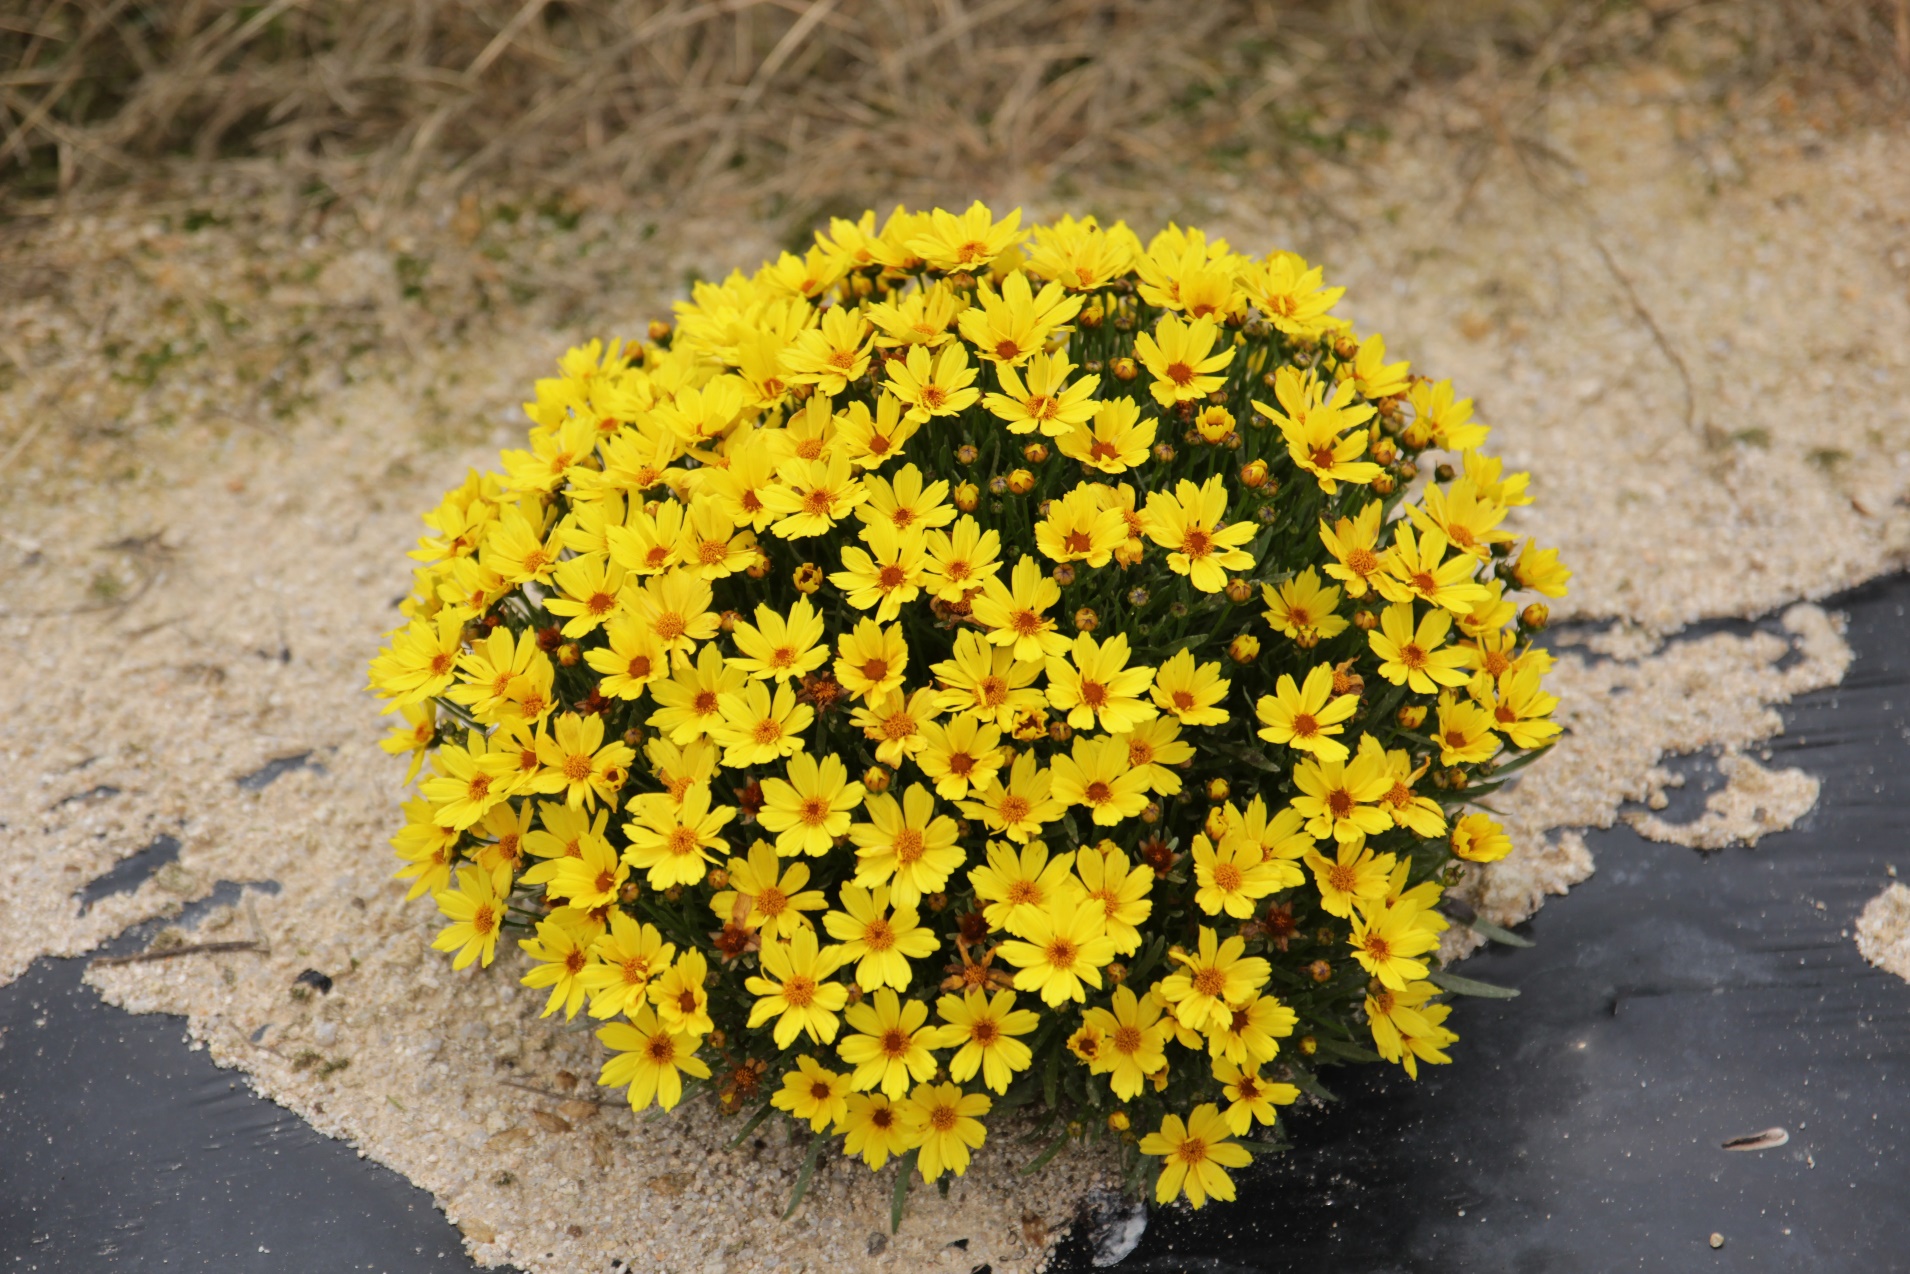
1710,1232,1725,1249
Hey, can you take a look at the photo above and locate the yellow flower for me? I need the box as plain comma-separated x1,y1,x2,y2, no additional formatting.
850,687,940,767
1257,375,1383,496
446,625,555,727
711,838,828,938
731,597,829,683
1056,395,1156,472
1050,733,1154,826
578,912,674,1019
1349,898,1442,990
1074,843,1153,955
368,611,465,706
838,1092,916,1170
644,735,716,806
1080,984,1172,1100
933,988,1039,1094
1512,538,1573,598
648,946,714,1037
779,304,872,396
912,713,1003,800
1254,663,1360,762
1450,811,1513,863
700,435,781,532
543,554,628,638
597,1003,711,1112
772,1055,853,1133
429,865,504,970
583,613,666,700
849,784,966,906
648,642,747,743
1408,378,1488,451
1140,475,1257,593
1204,992,1297,1067
930,630,1045,729
621,781,734,888
1319,502,1386,599
998,898,1118,1006
1340,330,1409,400
1366,979,1458,1078
606,500,686,576
834,393,920,469
907,200,1024,272
957,269,1082,365
1290,735,1395,842
1374,522,1490,616
480,502,563,586
921,515,1002,601
959,750,1065,844
1261,567,1350,643
1191,832,1287,918
837,988,939,1096
830,523,929,622
1148,649,1231,727
1035,483,1128,569
1123,715,1195,796
1045,632,1157,734
1229,795,1315,866
866,279,966,348
1464,447,1529,506
1133,313,1236,408
1408,480,1514,563
1156,927,1270,1032
1241,250,1345,338
758,752,865,857
532,712,635,811
419,731,518,830
1303,833,1398,918
762,450,868,539
1140,1103,1253,1209
856,462,955,540
517,910,599,1020
1433,691,1501,767
1370,602,1472,693
1213,1058,1299,1137
629,568,720,656
886,341,981,423
711,680,814,768
966,838,1082,936
833,618,908,702
899,1081,993,1181
970,554,1070,662
1024,213,1140,291
984,350,1102,436
746,926,852,1048
824,883,939,991
1481,664,1562,749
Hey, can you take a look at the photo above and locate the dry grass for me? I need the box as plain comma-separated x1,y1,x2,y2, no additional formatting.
3,0,1905,216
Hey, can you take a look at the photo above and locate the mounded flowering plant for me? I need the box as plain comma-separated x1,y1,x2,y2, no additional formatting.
369,204,1570,1215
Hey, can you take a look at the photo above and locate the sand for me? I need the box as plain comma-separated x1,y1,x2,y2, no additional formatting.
4,67,1908,1273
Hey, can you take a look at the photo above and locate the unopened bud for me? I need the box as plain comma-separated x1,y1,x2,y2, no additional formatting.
955,481,980,512
1396,704,1428,729
1521,602,1551,631
862,765,891,794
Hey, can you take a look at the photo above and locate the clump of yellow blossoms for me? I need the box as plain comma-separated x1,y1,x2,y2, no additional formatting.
369,203,1570,1215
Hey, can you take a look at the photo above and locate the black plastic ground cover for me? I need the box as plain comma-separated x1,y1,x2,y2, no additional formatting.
1051,573,1910,1273
2,576,1904,1274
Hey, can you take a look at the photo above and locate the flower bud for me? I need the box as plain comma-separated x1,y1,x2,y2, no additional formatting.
1294,628,1321,650
1371,473,1396,496
1229,633,1260,664
1140,801,1161,825
1111,356,1139,381
1206,777,1230,803
1074,606,1099,632
1022,442,1049,464
988,474,1009,495
1168,601,1188,619
745,553,770,579
558,641,583,666
1225,578,1253,604
1397,461,1419,483
1126,587,1149,607
1113,540,1145,567
1370,438,1399,466
622,727,646,749
1047,719,1073,744
647,319,673,343
1435,462,1457,483
1307,960,1333,984
719,609,743,633
1104,962,1127,985
793,562,823,593
1195,405,1236,444
1152,442,1175,463
925,891,949,912
1396,704,1428,729
1240,459,1269,488
1521,602,1551,631
862,764,891,794
1079,304,1104,330
957,444,979,465
706,868,730,890
1299,1034,1319,1055
1353,608,1379,631
1007,468,1035,494
1107,1111,1130,1132
955,481,980,511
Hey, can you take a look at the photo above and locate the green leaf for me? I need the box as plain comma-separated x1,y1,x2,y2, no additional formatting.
1236,1138,1289,1156
781,1134,830,1220
1308,1036,1382,1064
726,1100,776,1150
1021,1131,1072,1175
1286,1067,1337,1103
1430,969,1521,998
1468,917,1534,948
890,1147,919,1233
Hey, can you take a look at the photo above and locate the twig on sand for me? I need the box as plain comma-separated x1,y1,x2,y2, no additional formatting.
93,939,267,967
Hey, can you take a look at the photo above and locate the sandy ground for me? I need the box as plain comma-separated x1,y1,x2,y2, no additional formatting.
3,67,1908,1272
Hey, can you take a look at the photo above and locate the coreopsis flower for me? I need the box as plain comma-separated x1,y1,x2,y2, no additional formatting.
958,270,1082,366
1204,992,1297,1067
1190,833,1286,919
710,838,826,938
887,341,981,423
1255,374,1382,495
833,618,908,702
621,782,734,888
430,865,505,969
730,598,829,683
967,838,1083,936
1369,603,1472,693
368,612,466,706
1433,692,1502,767
1366,980,1459,1078
771,1055,853,1133
517,910,600,1020
998,898,1118,1006
1254,663,1359,762
866,278,965,348
1024,213,1140,290
1290,736,1395,842
971,554,1070,662
607,500,686,576
1213,1058,1299,1137
649,946,715,1037
933,988,1039,1094
481,502,563,586
1080,985,1172,1100
1408,378,1488,451
830,523,928,622
578,913,674,1018
1134,313,1235,408
1050,733,1154,826
1044,633,1157,734
834,393,919,468
533,712,635,810
1141,1103,1253,1209
1149,649,1231,726
899,1082,993,1181
824,884,939,991
839,1092,916,1169
984,350,1101,436
1303,834,1399,918
763,450,868,538
1035,483,1129,569
419,731,518,830
711,680,813,767
1340,331,1410,400
850,783,966,905
908,200,1024,271
598,1004,710,1112
1450,811,1513,863
1481,664,1562,748
1261,567,1350,642
1378,749,1447,838
1318,502,1386,599
1140,476,1257,593
628,568,720,654
1056,395,1156,473
837,988,939,1096
921,514,1003,601
1074,844,1153,955
1512,539,1573,597
849,687,940,767
758,752,865,856
932,630,1045,728
959,750,1065,844
648,642,747,743
746,926,852,1048
1375,522,1491,616
1349,899,1442,990
1240,251,1345,338
1157,928,1270,1032
584,613,666,700
779,305,873,396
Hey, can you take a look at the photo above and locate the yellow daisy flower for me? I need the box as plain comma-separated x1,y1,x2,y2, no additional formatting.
930,630,1045,728
1366,979,1458,1078
771,1055,853,1133
837,988,939,1097
849,784,965,906
1408,378,1488,451
1191,832,1287,919
419,731,518,830
758,752,865,857
731,597,829,683
1433,691,1501,767
833,618,909,703
824,884,939,992
711,837,828,938
1074,843,1153,956
850,687,940,767
1156,927,1270,1032
1261,567,1350,643
649,946,714,1037
1204,992,1297,1067
778,304,872,396
1369,602,1471,694
885,341,981,423
1374,522,1490,616
1055,395,1156,472
583,613,666,701
1318,502,1386,599
838,1091,916,1170
1450,811,1512,863
1140,475,1258,593
830,523,929,622
855,462,955,539
906,200,1024,272
1134,313,1236,408
970,555,1070,662
957,269,1082,365
711,680,814,768
1148,648,1231,727
833,393,920,469
763,450,868,539
984,350,1102,437
959,750,1065,844
429,865,504,970
1349,898,1442,990
621,781,734,888
898,1081,992,1181
517,909,599,1020
628,568,720,656
1290,735,1395,842
933,988,1039,1094
1140,1103,1253,1209
1045,632,1157,734
912,713,1004,801
746,927,851,1048
966,838,1082,936
1034,483,1129,569
530,712,634,811
1081,984,1172,1100
647,642,747,743
578,912,674,1019
998,898,1118,1007
1254,663,1360,762
1050,733,1154,826
1213,1058,1299,1137
1303,833,1398,918
597,1003,711,1113
1123,715,1195,797
1377,749,1447,838
1512,538,1573,598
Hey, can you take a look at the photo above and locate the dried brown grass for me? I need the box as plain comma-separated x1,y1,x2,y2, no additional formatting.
3,0,1905,216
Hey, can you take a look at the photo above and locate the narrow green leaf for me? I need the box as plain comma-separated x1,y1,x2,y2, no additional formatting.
890,1147,919,1233
1308,1036,1382,1064
782,1135,830,1220
1430,969,1521,999
1287,1067,1337,1103
1021,1131,1072,1176
726,1100,776,1150
1468,917,1535,948
1236,1139,1288,1156
1042,1042,1061,1110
